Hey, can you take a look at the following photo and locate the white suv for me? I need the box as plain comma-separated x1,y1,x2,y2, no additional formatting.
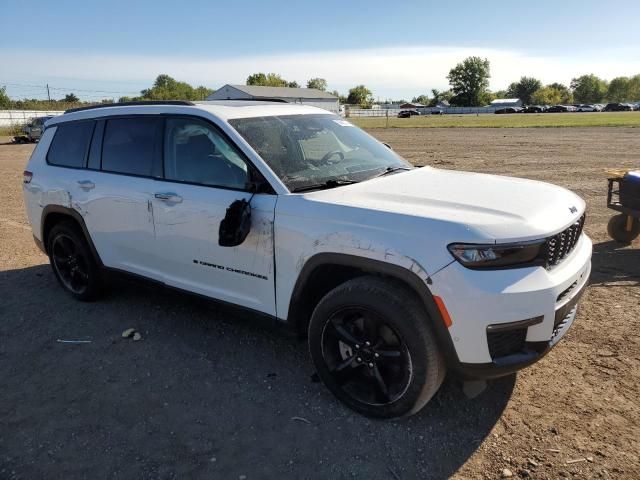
23,100,592,418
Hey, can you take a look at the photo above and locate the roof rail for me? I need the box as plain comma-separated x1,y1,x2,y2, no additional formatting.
198,98,289,103
64,100,195,114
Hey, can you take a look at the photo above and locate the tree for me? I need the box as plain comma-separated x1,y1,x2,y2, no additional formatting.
607,76,630,102
447,57,491,106
427,89,453,106
0,86,11,109
62,93,79,103
530,84,574,105
139,74,214,100
571,74,608,103
411,94,430,105
246,72,297,88
307,78,327,91
531,87,562,105
505,76,542,105
629,75,640,102
547,83,573,103
346,85,373,106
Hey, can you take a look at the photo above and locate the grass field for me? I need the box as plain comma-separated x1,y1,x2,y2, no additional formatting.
351,111,640,128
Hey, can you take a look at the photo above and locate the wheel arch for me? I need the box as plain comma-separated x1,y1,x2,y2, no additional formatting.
41,205,103,266
286,253,459,367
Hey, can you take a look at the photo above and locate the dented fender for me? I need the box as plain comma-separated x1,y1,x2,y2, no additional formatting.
295,231,431,284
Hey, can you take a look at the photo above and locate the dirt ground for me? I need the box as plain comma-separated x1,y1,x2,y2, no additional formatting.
1,128,639,479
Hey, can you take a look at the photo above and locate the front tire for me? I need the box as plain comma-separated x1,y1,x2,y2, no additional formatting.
308,276,445,418
47,221,102,301
607,214,640,243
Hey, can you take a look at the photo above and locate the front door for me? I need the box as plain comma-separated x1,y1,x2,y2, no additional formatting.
151,116,277,315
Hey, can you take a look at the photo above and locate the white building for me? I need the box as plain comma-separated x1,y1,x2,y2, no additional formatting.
490,98,523,108
207,85,339,113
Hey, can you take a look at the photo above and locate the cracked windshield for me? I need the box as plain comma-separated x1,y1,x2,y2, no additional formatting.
230,114,411,191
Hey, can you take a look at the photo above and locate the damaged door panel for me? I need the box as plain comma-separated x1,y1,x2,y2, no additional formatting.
151,115,277,315
152,186,277,315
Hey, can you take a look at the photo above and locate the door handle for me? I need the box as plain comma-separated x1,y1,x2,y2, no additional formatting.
77,180,95,190
154,192,183,203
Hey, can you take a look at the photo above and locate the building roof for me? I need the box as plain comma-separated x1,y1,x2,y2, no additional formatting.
491,98,521,104
399,102,423,109
212,84,337,100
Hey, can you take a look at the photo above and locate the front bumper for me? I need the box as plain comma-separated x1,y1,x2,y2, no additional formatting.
430,234,592,378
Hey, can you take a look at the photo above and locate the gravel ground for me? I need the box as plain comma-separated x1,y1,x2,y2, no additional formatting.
1,128,639,479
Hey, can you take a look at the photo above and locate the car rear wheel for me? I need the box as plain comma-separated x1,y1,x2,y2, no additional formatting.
308,276,445,418
48,221,102,301
607,214,640,243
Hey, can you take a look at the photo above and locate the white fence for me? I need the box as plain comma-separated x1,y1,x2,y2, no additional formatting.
346,106,501,117
0,110,64,127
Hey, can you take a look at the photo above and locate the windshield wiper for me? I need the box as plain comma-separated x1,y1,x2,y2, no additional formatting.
374,166,412,178
291,179,359,193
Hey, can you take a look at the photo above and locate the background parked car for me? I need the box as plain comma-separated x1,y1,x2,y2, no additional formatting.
523,105,545,113
22,116,53,142
397,110,420,118
430,108,444,115
494,107,523,114
576,104,600,112
604,103,633,112
546,105,570,113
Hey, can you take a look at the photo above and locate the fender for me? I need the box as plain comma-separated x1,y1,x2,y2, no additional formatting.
41,204,104,267
287,252,461,370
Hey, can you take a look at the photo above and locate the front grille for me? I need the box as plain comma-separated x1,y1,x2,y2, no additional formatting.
487,329,527,358
544,214,585,269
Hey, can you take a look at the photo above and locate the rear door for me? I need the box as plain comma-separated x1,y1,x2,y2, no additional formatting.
151,116,277,315
75,116,163,279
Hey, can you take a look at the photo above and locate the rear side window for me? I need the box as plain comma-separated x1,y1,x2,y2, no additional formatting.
47,122,94,168
101,117,160,176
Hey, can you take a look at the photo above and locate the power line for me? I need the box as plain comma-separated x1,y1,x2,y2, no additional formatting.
0,81,140,95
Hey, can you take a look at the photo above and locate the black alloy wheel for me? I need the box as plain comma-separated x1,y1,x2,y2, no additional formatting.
308,276,445,418
51,233,90,295
321,307,412,406
47,221,101,301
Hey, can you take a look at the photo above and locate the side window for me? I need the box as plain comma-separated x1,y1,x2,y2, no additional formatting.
47,121,95,168
163,117,249,189
102,117,160,176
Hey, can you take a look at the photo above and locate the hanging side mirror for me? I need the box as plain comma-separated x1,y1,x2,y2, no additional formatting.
219,198,252,247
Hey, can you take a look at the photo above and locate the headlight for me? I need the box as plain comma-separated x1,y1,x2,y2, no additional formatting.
447,241,545,269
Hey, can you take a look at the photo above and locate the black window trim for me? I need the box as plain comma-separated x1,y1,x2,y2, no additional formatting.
45,119,96,170
86,120,105,171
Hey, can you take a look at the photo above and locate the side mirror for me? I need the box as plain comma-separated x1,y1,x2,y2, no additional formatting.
219,198,252,247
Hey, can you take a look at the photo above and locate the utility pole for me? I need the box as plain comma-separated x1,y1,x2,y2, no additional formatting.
46,84,51,102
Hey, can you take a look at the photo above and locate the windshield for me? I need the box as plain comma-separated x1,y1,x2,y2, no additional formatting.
229,114,411,191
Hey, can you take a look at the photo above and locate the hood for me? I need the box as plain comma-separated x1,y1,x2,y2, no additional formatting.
307,167,585,243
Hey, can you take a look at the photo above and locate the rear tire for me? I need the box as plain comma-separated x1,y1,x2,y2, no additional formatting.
308,276,445,418
47,221,102,301
607,214,640,243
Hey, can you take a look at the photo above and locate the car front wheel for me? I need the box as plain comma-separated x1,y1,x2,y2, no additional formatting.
308,276,445,418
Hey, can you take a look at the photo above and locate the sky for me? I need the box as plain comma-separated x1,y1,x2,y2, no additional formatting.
2,0,640,101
